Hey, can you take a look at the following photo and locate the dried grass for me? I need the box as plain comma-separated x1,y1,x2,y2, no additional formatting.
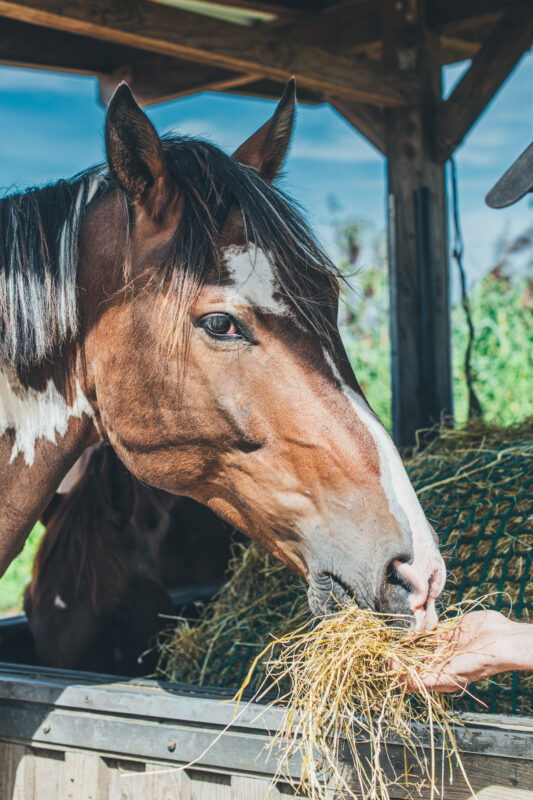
234,604,477,800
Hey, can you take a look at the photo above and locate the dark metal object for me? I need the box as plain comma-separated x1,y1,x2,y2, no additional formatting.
486,141,533,208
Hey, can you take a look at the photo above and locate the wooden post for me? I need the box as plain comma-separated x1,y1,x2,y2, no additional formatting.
383,1,453,447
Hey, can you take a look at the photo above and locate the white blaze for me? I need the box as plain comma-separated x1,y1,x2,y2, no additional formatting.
0,366,93,467
324,351,445,622
223,244,283,313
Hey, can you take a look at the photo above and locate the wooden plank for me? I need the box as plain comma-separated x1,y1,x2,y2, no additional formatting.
108,760,190,800
64,751,107,800
0,0,419,106
369,746,533,799
0,742,34,800
188,768,231,800
327,96,385,154
231,774,281,800
32,747,65,800
436,5,533,161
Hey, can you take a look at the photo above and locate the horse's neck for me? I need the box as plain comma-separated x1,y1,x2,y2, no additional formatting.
0,363,98,576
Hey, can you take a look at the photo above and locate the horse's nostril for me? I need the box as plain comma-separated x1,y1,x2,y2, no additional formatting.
385,559,414,595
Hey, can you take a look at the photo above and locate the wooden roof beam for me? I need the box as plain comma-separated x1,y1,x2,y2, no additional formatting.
0,0,418,106
0,17,136,75
436,5,533,162
98,59,259,107
326,96,385,155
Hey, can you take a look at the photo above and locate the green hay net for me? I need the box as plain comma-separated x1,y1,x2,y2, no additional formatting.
408,420,533,714
159,419,533,716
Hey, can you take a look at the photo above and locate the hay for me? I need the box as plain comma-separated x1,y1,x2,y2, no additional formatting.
159,417,532,711
158,542,307,690
234,605,475,800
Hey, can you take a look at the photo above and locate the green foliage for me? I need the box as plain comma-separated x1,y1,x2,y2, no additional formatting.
453,272,533,425
339,221,533,433
0,522,44,615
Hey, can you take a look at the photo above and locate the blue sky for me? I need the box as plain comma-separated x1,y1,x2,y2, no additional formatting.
0,53,531,294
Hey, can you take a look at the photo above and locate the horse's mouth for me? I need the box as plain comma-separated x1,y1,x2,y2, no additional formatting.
310,568,415,627
308,571,360,616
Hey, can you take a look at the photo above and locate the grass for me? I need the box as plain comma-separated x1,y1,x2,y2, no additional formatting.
0,522,44,615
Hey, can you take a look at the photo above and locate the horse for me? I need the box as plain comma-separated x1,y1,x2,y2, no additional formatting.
0,79,445,629
24,444,234,674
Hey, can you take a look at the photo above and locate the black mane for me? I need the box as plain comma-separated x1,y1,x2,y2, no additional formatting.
0,136,339,367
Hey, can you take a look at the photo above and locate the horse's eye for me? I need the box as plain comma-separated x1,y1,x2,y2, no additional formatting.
202,313,240,338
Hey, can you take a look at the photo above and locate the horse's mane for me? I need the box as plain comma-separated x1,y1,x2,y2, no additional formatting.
27,445,144,614
0,136,339,367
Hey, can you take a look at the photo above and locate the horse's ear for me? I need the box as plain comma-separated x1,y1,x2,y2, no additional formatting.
232,78,296,182
105,82,173,218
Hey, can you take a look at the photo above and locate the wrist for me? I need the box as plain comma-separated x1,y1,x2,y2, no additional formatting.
503,622,533,672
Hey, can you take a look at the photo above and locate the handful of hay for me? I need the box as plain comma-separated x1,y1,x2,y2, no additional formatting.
234,605,472,800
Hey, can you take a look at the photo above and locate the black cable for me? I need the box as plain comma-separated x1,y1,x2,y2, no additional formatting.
450,156,483,419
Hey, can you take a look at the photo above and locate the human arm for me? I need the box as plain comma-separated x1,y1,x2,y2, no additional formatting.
420,610,533,693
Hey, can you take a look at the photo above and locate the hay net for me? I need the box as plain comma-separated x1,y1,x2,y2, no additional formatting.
158,418,533,715
408,418,533,714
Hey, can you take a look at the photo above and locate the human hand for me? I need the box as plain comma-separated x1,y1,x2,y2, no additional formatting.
415,610,533,693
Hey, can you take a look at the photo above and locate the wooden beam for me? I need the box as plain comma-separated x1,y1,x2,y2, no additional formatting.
0,0,418,106
98,57,258,106
327,97,385,154
381,0,453,446
0,17,136,74
428,0,526,30
436,6,533,162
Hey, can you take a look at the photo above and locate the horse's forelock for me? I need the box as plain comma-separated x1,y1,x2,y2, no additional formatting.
0,136,339,370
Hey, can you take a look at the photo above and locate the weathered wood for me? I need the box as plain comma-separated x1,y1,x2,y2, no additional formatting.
383,3,453,446
231,774,281,800
436,6,533,162
0,663,532,800
188,768,232,800
0,742,34,800
0,17,137,75
108,760,190,800
427,0,527,30
0,0,418,106
63,750,107,800
32,748,65,800
367,744,533,799
98,58,258,107
327,97,386,154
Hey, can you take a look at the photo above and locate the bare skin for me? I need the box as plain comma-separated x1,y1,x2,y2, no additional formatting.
417,611,533,692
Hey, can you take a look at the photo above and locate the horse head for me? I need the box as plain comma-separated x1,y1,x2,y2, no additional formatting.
74,82,445,627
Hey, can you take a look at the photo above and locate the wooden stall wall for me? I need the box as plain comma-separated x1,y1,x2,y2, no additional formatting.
0,663,532,800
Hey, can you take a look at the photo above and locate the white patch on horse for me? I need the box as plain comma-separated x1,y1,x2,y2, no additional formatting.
54,594,68,610
323,351,445,611
223,244,284,314
0,367,93,467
